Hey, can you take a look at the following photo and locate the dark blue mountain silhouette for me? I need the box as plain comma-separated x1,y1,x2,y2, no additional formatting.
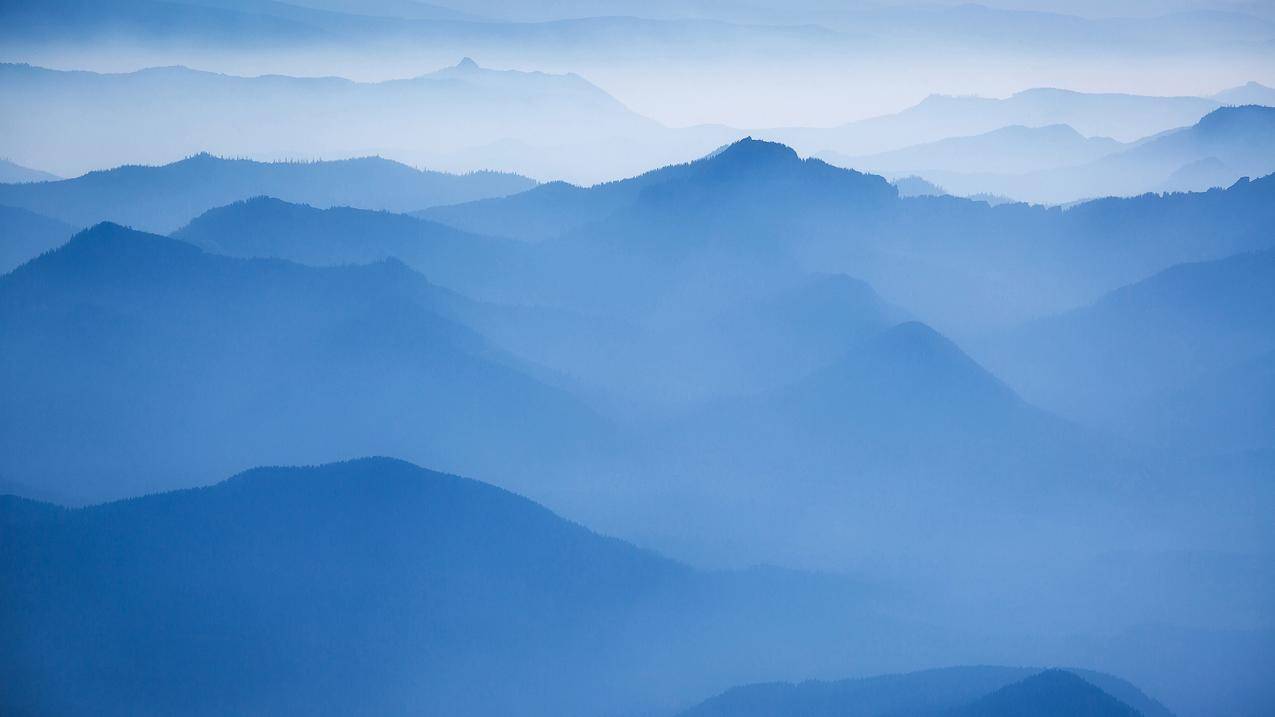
0,152,534,233
679,666,1169,717
0,205,75,274
169,192,910,407
426,137,894,244
0,457,896,717
423,139,1275,332
0,223,602,502
954,669,1143,717
511,139,897,322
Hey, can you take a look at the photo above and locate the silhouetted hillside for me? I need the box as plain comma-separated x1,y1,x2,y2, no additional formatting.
602,320,1142,569
0,457,903,717
172,196,531,301
920,105,1275,203
0,56,734,183
680,666,1169,717
419,179,633,241
0,205,75,274
523,139,897,322
956,670,1142,717
891,175,946,197
417,139,806,242
426,139,1275,333
523,273,911,410
767,87,1219,156
833,124,1125,176
0,151,534,233
0,223,601,502
981,248,1275,443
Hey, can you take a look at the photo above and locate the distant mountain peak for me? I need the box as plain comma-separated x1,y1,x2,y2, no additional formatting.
703,137,800,166
455,57,480,71
958,669,1143,717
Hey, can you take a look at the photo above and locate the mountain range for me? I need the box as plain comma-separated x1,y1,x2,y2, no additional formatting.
424,137,1275,333
825,124,1128,179
0,223,604,502
766,87,1222,157
0,456,956,717
172,196,531,302
0,60,716,183
4,57,1271,194
908,104,1275,203
0,152,533,233
979,247,1275,452
681,666,1171,717
1,135,1271,717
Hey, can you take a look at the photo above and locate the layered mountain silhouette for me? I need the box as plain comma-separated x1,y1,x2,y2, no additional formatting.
588,320,1147,571
172,196,531,302
0,158,58,183
0,205,75,274
0,152,533,233
0,457,914,717
426,138,1275,333
767,88,1220,157
829,124,1126,177
904,105,1275,203
680,666,1169,717
954,670,1145,717
0,61,701,183
981,248,1275,448
170,191,911,407
0,223,602,502
1213,81,1275,107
